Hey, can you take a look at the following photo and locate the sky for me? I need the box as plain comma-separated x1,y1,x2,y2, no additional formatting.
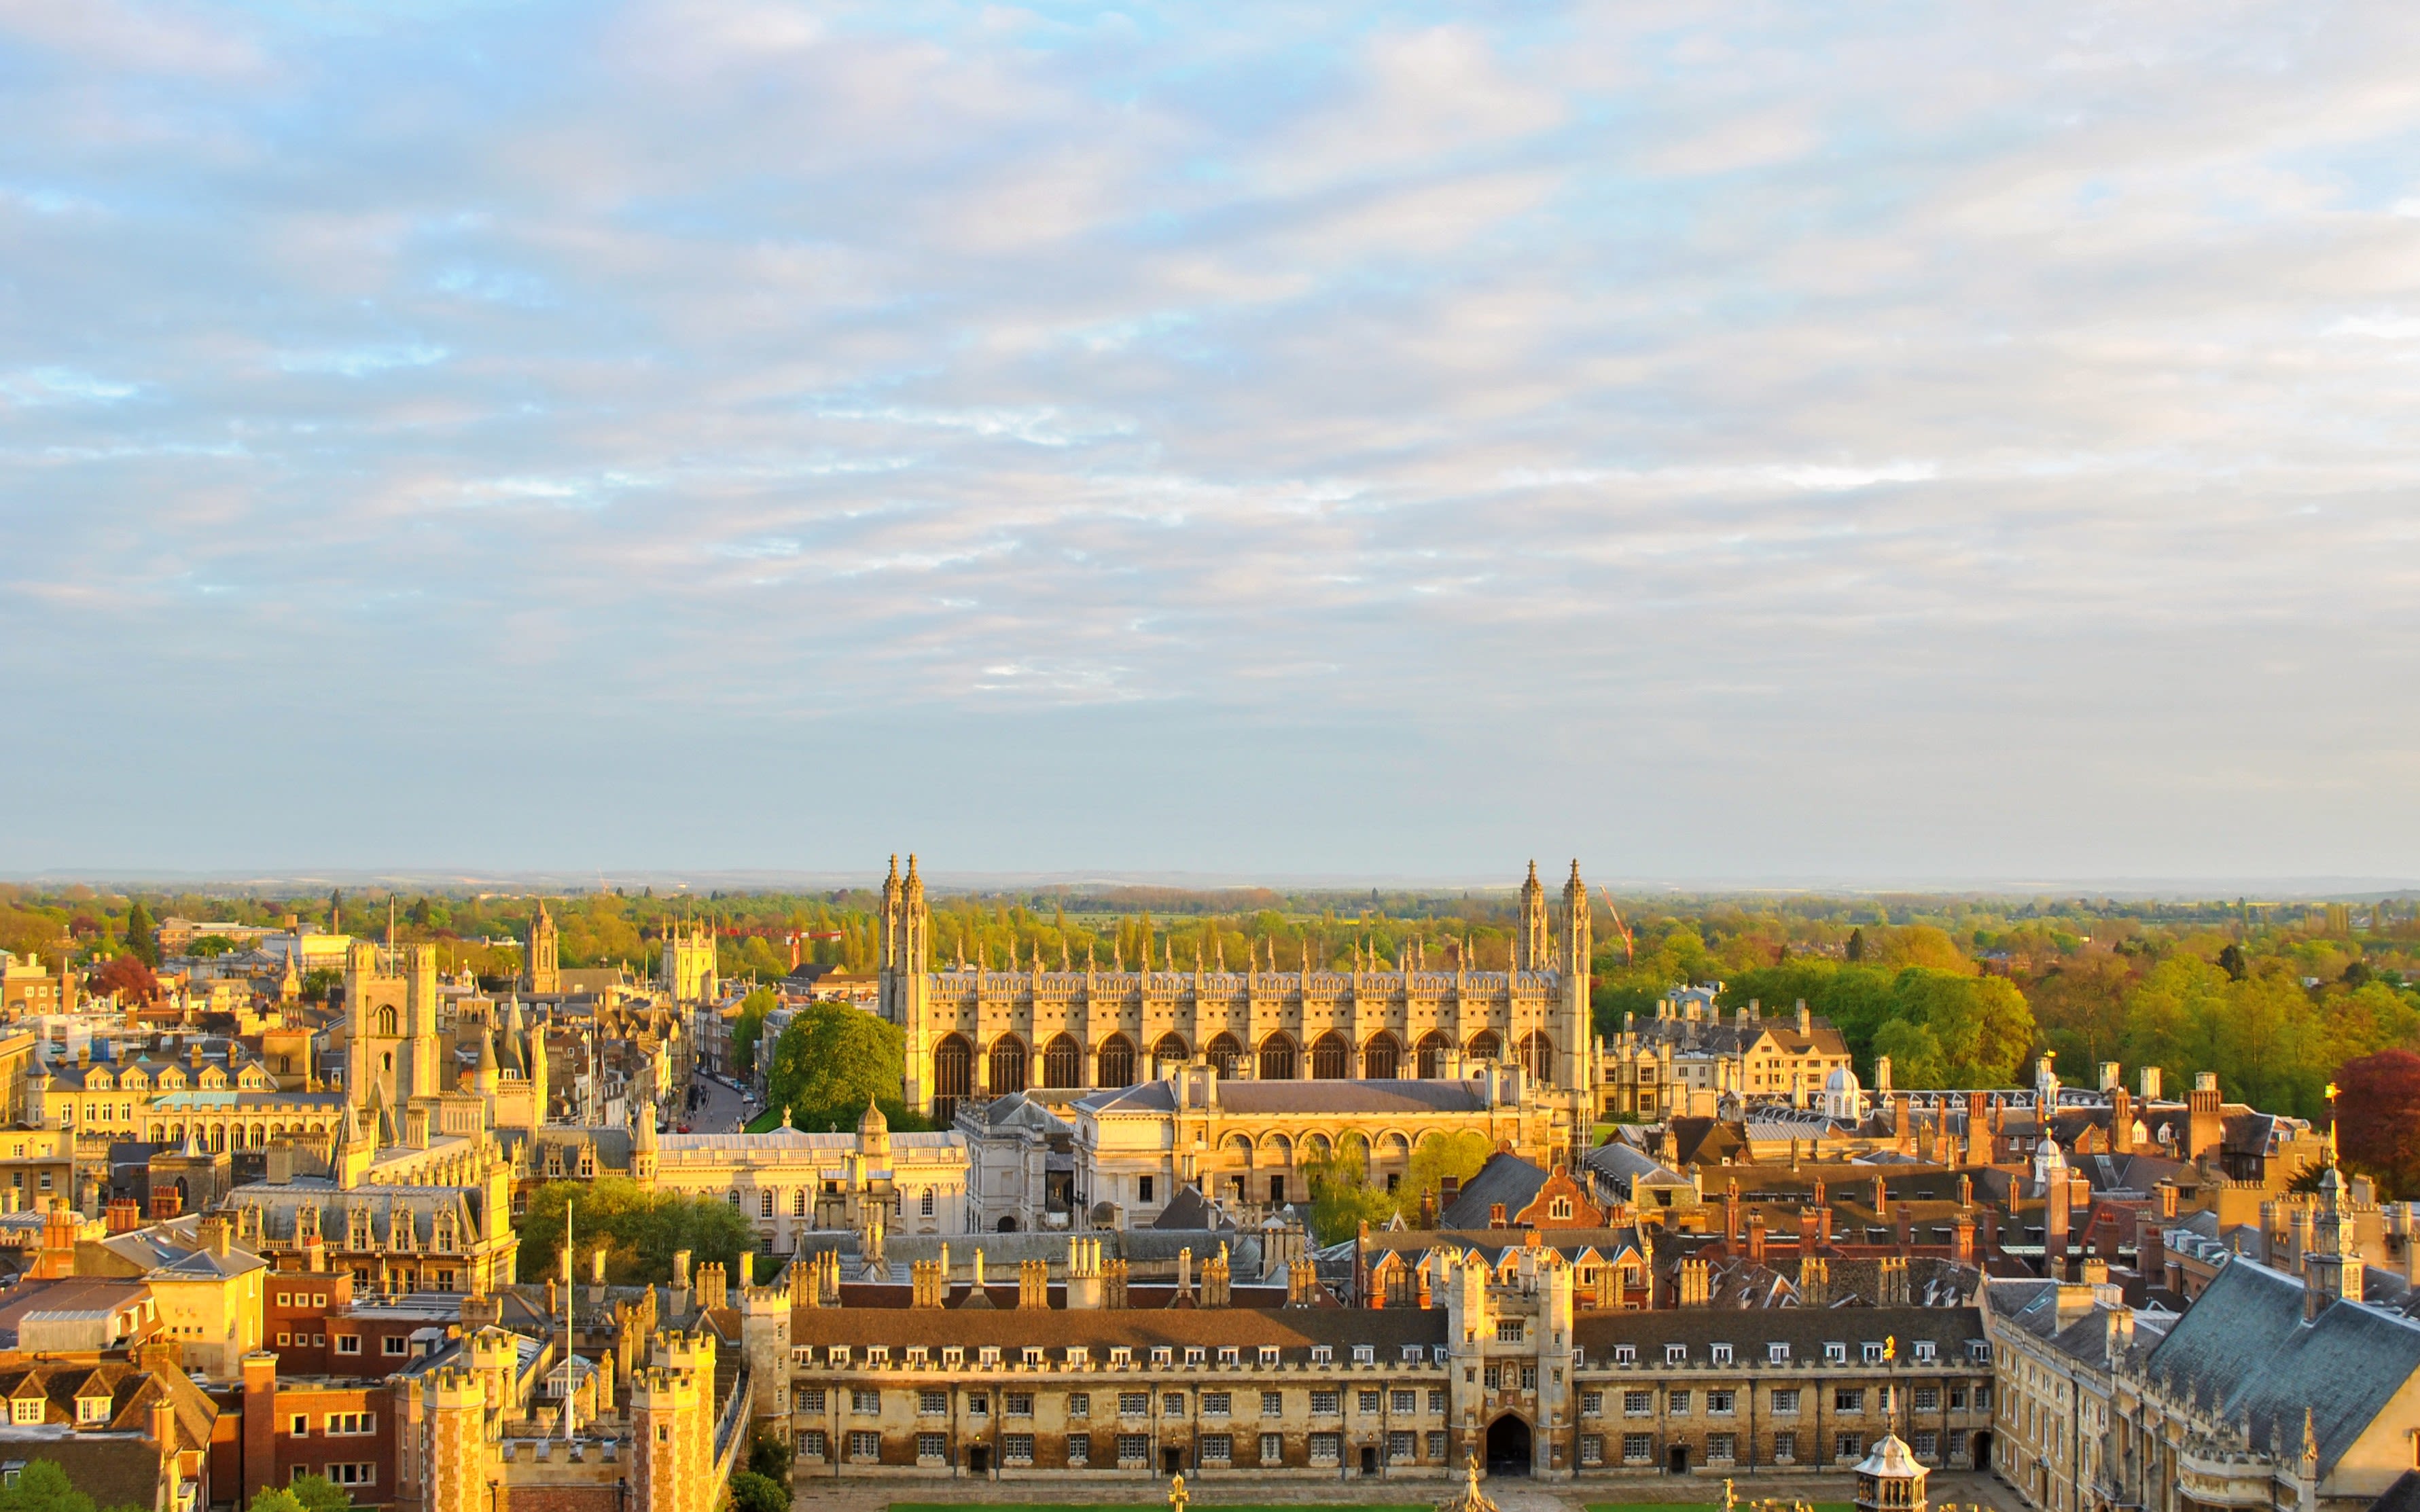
4,1,2419,886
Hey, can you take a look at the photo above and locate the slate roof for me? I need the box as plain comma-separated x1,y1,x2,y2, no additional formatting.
1573,1304,1985,1358
788,1303,1448,1355
1439,1152,1551,1229
1215,1079,1495,1115
2145,1256,2420,1475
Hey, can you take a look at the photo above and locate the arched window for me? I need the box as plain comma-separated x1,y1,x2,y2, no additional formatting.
1362,1033,1402,1081
1465,1029,1502,1063
988,1037,1028,1096
1096,1035,1136,1089
376,1006,397,1036
1151,1033,1188,1075
1415,1031,1453,1079
1041,1034,1084,1090
931,1035,973,1123
1310,1032,1351,1080
1205,1033,1245,1079
1518,1031,1555,1083
1259,1034,1298,1081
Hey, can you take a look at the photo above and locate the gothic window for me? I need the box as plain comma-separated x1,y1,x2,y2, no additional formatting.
1095,1035,1135,1090
1361,1033,1402,1081
1151,1034,1188,1074
1309,1032,1351,1081
1464,1030,1502,1062
1415,1032,1453,1079
1204,1034,1244,1079
931,1036,972,1123
1518,1031,1555,1083
377,1007,397,1036
1258,1034,1298,1082
987,1037,1028,1096
1040,1035,1083,1090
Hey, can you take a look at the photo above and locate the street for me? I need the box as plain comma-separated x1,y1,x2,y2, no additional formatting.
686,1069,756,1133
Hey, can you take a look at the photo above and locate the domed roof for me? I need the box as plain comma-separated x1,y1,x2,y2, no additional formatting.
857,1096,889,1138
1855,1431,1925,1479
1825,1065,1862,1093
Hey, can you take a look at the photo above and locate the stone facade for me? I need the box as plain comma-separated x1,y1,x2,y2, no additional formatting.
770,1240,1993,1483
878,856,1597,1137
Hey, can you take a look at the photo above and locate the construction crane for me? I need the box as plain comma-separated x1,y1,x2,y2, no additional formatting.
1595,886,1635,967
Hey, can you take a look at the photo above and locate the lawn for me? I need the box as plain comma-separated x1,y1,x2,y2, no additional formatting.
1589,1504,1855,1512
895,1505,1429,1512
743,1107,784,1133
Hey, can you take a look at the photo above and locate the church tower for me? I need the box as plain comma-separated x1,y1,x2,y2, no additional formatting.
1559,860,1593,1098
1516,860,1550,971
880,856,933,1111
524,900,560,995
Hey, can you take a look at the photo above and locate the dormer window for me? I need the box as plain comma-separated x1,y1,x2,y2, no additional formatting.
1351,1346,1374,1364
10,1401,40,1426
1310,1346,1333,1365
1258,1347,1280,1367
1768,1344,1790,1364
1184,1348,1205,1366
1065,1348,1088,1367
1022,1348,1044,1367
75,1397,108,1424
1665,1344,1686,1364
1914,1341,1936,1363
1220,1348,1240,1365
978,1348,1000,1367
866,1347,889,1365
1825,1343,1847,1363
1150,1348,1172,1367
906,1348,928,1365
1711,1344,1733,1365
1862,1343,1885,1365
1108,1348,1131,1367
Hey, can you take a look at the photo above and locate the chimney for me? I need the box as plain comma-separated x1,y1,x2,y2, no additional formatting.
1894,1094,1914,1154
2139,1065,2163,1102
1796,1000,1811,1035
2045,1178,2070,1278
241,1352,277,1503
1441,1174,1462,1211
2139,1212,2166,1289
1747,1214,1767,1264
2099,1062,2122,1094
2188,1073,2224,1163
1489,1203,1508,1230
2112,1086,2134,1155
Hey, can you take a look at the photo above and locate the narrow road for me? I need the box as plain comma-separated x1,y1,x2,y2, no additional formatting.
686,1069,755,1133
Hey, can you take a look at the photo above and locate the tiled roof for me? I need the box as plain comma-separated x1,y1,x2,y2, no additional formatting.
2146,1256,2420,1475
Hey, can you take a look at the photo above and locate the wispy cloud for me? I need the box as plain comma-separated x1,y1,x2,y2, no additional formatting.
3,1,2420,876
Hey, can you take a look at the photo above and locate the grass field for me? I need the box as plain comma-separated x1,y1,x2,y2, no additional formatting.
895,1505,1431,1512
743,1107,783,1133
1588,1503,1855,1512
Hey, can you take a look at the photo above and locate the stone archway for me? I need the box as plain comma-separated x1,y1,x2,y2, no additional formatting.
1484,1415,1531,1477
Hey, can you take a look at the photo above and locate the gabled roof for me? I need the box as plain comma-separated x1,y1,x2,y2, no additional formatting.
2146,1257,2420,1475
1440,1152,1550,1229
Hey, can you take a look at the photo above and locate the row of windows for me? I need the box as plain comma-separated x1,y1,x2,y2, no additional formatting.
798,1428,1451,1467
1578,1429,1952,1466
1591,1339,1964,1366
289,1413,376,1437
730,1189,939,1219
799,1387,1451,1419
806,1341,1440,1367
1576,1385,1980,1417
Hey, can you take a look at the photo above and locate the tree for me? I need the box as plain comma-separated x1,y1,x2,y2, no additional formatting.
190,935,238,958
1846,928,1866,963
515,1178,756,1284
1304,1135,1393,1246
249,1480,351,1512
124,901,159,967
746,1428,789,1483
94,955,158,1004
731,988,777,1077
300,967,341,1004
2334,1049,2420,1199
763,1004,932,1132
285,1475,353,1512
728,1473,789,1512
0,1460,145,1512
2217,943,2248,982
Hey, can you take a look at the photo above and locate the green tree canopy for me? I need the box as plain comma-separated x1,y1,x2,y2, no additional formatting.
123,901,159,967
516,1178,755,1284
728,1473,789,1512
763,1003,933,1132
730,987,777,1076
0,1460,145,1512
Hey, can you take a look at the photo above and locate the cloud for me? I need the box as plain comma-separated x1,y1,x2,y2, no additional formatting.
5,0,2420,876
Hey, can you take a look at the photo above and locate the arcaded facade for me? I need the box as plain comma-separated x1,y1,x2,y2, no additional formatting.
877,857,1600,1130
